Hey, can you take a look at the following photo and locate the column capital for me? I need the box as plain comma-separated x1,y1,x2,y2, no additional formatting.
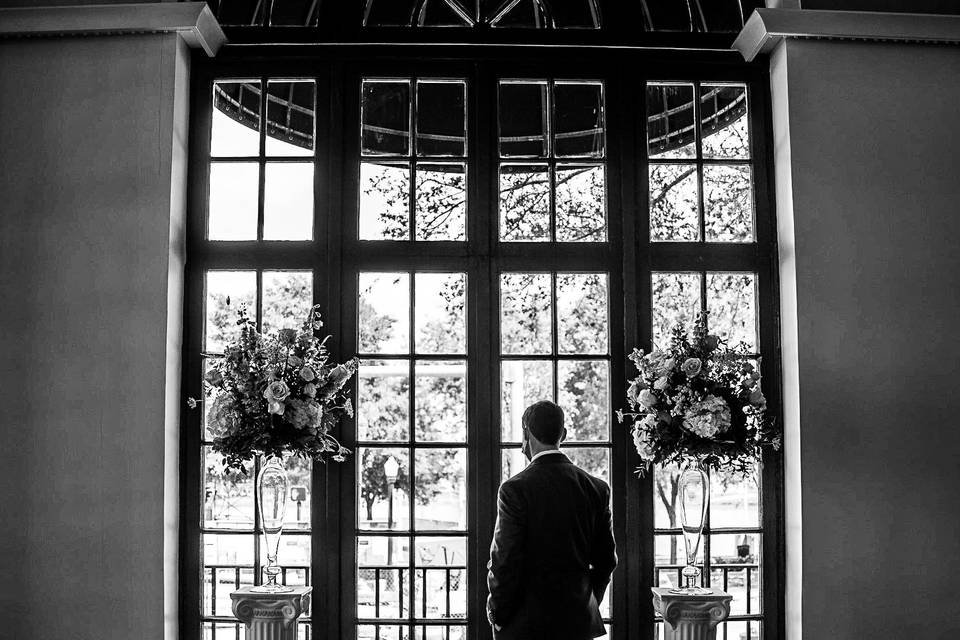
733,8,960,61
652,588,733,640
0,2,226,56
231,586,312,637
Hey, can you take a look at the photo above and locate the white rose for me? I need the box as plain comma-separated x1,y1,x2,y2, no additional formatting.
300,366,316,382
303,382,317,398
681,358,702,377
263,380,290,402
653,376,669,390
268,400,285,415
638,389,658,409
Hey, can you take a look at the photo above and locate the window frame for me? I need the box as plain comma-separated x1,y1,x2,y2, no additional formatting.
182,47,783,640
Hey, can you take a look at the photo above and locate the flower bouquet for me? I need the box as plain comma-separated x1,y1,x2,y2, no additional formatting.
618,311,778,476
189,304,358,593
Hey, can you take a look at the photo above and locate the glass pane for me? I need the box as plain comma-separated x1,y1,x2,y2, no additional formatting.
654,533,691,569
357,624,408,639
260,533,311,566
499,164,550,242
203,447,254,529
558,360,609,442
711,462,760,528
212,81,260,157
360,162,411,240
363,80,411,156
285,455,312,530
359,535,410,567
554,82,604,158
651,272,702,349
564,447,610,483
209,162,258,240
500,273,552,355
701,84,749,159
262,271,312,336
647,83,696,159
358,360,410,442
205,271,256,353
263,163,313,240
557,273,608,354
359,272,410,354
650,163,699,242
358,447,410,531
720,620,761,640
417,80,466,157
415,360,467,443
356,568,408,619
653,463,681,529
266,80,315,157
499,81,548,157
415,273,466,355
501,446,527,482
203,532,254,566
414,448,467,531
556,164,606,242
414,537,467,619
500,360,554,442
709,534,762,616
704,165,753,242
415,164,466,241
203,568,254,618
707,272,757,351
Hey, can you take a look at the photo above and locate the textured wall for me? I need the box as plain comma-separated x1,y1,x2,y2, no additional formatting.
0,33,188,639
771,39,960,639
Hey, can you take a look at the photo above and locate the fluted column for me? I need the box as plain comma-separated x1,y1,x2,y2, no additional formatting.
651,588,732,640
231,586,312,640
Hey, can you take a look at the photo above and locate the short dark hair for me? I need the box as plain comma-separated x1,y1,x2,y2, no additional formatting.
522,400,565,445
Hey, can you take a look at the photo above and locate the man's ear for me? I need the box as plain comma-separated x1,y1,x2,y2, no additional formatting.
560,427,567,443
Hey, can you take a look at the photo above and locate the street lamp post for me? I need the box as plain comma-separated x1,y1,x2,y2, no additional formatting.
384,456,399,565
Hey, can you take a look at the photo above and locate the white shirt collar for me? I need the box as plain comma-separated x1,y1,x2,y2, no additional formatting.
530,449,565,463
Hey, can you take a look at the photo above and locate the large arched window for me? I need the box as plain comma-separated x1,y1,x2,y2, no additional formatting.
182,49,781,640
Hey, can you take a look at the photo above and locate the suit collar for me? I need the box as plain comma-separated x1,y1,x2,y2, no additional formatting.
531,450,571,465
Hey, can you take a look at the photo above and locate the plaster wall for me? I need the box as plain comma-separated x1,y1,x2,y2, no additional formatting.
771,38,960,638
0,33,188,640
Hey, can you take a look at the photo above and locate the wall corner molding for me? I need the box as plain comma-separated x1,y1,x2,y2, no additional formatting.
0,2,226,56
733,8,960,60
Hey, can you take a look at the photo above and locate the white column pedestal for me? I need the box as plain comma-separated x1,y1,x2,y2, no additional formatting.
652,588,732,640
231,586,312,640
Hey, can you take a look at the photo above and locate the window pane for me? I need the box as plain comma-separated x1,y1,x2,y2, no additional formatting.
711,462,760,529
415,272,466,355
358,447,410,531
266,80,315,157
363,80,411,156
203,568,254,618
415,164,466,241
653,463,682,529
500,273,552,355
499,81,548,157
701,84,749,160
707,272,757,351
359,535,410,567
709,534,762,615
651,272,702,349
417,80,466,157
209,162,258,240
564,447,610,483
205,271,256,353
655,533,691,570
646,83,695,159
719,620,761,640
212,81,260,157
360,162,410,240
650,163,699,242
704,165,753,242
285,455,312,530
554,82,604,158
414,537,467,620
358,360,410,442
262,270,312,336
357,569,408,620
556,164,606,242
557,273,608,354
264,162,313,240
499,164,550,242
203,532,254,566
359,272,410,354
501,446,527,482
415,360,467,443
203,447,254,530
558,360,609,442
260,533,311,566
500,360,554,442
415,448,467,531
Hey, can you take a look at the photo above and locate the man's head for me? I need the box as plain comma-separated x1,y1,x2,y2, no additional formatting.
521,400,566,459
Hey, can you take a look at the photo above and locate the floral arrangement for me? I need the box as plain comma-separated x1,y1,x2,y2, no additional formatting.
618,312,779,475
189,305,359,473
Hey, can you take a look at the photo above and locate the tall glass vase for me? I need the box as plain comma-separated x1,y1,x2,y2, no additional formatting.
251,455,293,593
673,458,712,595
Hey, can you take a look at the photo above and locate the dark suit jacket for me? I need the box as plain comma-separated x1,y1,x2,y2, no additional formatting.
486,452,617,640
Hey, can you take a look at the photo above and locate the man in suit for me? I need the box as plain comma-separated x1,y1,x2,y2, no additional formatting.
487,400,618,640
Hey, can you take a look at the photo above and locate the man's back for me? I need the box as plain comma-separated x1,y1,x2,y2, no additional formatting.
486,453,617,640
